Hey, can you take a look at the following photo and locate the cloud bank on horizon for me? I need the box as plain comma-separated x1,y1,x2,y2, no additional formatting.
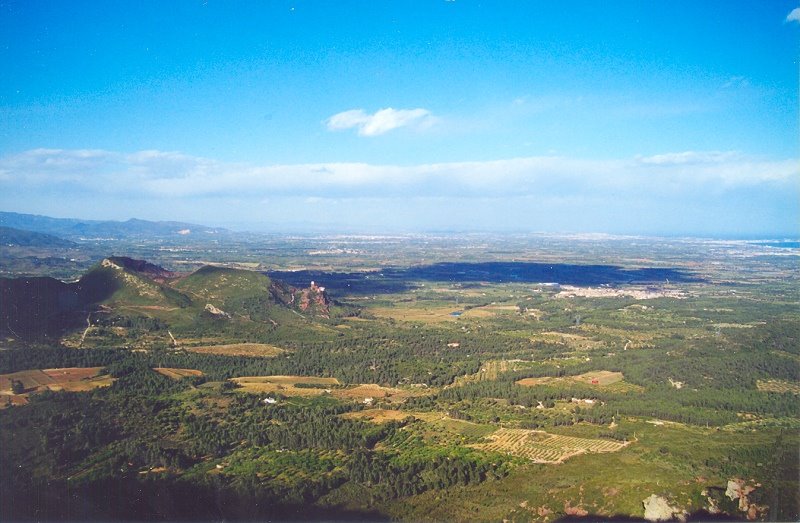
1,148,794,197
0,2,797,235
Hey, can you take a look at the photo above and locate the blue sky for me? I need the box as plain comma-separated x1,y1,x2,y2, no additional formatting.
0,1,797,236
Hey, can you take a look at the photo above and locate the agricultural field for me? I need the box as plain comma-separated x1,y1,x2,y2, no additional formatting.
342,408,415,423
181,342,287,358
0,367,113,407
470,427,628,463
231,375,429,403
516,370,625,387
153,367,204,380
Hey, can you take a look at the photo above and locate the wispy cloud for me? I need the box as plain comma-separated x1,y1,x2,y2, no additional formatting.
636,151,740,165
721,76,748,89
325,107,436,136
0,148,795,200
786,7,800,23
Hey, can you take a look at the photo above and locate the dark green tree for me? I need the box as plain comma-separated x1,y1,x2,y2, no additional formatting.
10,379,24,394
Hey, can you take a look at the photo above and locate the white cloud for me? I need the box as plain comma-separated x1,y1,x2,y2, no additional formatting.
786,7,800,23
325,107,435,136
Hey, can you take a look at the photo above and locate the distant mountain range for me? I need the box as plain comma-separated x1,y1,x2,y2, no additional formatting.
0,212,228,240
0,226,77,248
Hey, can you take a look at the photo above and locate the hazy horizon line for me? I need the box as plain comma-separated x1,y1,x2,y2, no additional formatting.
2,209,797,242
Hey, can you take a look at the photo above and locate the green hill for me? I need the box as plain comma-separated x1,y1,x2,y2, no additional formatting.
78,258,190,309
1,258,333,346
0,258,190,344
173,265,303,322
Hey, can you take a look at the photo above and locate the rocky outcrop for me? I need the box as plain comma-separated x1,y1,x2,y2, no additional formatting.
295,281,331,317
725,478,767,520
700,479,768,521
203,303,230,319
642,494,687,522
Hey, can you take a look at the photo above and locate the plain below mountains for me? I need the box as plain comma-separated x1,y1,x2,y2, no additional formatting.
0,256,334,346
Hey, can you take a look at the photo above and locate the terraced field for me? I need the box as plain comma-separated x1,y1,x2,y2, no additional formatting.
471,428,628,463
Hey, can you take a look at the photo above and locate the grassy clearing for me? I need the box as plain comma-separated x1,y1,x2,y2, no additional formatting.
371,301,527,322
153,367,204,380
370,305,460,323
470,428,628,463
182,342,288,358
459,303,520,319
232,375,341,397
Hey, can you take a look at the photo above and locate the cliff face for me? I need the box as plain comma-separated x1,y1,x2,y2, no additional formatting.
295,281,331,317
